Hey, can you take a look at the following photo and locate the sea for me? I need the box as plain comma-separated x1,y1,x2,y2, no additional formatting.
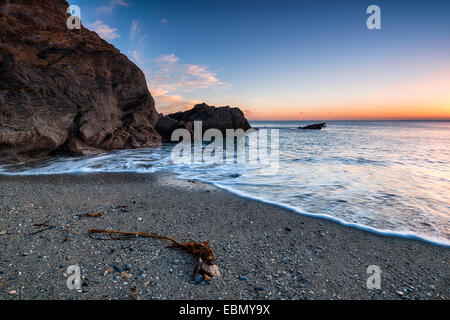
1,120,449,246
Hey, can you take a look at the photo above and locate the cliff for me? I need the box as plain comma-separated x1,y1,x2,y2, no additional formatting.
0,1,252,159
0,0,161,159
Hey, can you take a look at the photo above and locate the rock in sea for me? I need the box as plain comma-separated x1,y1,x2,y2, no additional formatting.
156,103,252,143
298,123,327,130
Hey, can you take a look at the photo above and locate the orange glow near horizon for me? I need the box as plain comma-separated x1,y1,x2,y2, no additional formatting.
246,102,450,121
244,68,450,121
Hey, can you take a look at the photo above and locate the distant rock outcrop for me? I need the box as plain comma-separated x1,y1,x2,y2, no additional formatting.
156,103,252,142
0,0,161,160
298,123,327,130
155,113,194,143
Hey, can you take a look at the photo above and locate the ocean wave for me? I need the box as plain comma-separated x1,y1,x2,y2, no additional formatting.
1,121,449,247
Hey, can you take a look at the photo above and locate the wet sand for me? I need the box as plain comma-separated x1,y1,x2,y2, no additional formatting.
0,173,448,300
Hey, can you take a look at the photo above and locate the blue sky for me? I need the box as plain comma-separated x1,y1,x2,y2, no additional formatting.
69,0,450,120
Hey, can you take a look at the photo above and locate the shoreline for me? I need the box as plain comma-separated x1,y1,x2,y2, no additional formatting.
211,181,450,248
0,172,448,299
2,169,448,248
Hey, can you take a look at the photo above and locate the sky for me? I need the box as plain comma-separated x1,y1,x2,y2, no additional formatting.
68,0,450,120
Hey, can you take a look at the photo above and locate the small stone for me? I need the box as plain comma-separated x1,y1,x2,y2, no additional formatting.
254,287,264,292
124,264,132,271
298,277,309,284
194,274,204,284
285,227,292,232
396,291,404,297
8,290,17,295
203,274,212,281
100,269,113,276
113,265,124,273
238,276,249,281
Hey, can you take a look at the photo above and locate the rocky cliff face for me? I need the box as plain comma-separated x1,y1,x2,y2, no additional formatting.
156,103,252,143
0,0,161,160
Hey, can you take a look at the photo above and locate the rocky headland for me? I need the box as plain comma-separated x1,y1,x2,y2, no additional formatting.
0,0,250,160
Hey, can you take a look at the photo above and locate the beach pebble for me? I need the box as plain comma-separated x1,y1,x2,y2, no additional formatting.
194,274,204,284
113,265,124,273
8,290,17,295
285,227,292,232
298,277,309,284
237,276,249,281
100,269,113,276
124,264,132,271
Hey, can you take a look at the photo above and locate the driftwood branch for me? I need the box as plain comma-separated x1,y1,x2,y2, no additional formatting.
87,229,221,280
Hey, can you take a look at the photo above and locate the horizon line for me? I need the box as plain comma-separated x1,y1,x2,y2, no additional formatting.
247,118,450,122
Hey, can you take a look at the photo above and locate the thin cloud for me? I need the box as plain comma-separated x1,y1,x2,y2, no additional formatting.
155,54,179,65
87,20,120,40
151,87,201,114
147,54,229,113
137,34,148,46
128,27,148,69
128,50,144,66
149,54,229,93
97,0,130,14
129,20,140,39
160,19,169,24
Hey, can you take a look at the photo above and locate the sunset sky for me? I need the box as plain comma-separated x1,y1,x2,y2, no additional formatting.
70,0,450,120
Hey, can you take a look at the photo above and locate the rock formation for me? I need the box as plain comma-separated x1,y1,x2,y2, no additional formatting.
0,1,252,159
156,103,252,142
298,123,327,130
0,0,161,160
155,113,194,143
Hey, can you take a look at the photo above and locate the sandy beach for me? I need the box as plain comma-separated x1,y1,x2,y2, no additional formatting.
0,172,448,300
